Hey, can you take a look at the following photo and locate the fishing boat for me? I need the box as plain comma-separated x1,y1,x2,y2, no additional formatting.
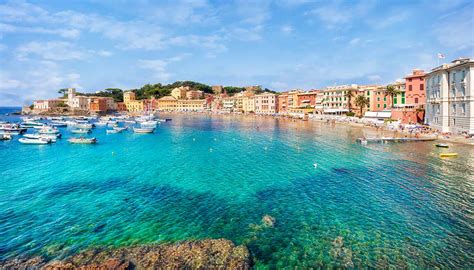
439,153,458,158
68,137,97,144
435,143,449,148
19,138,51,144
71,128,91,134
23,134,57,143
38,127,59,134
133,127,154,133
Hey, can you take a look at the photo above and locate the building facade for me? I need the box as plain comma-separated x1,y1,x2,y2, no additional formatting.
123,91,144,112
67,88,90,111
404,69,426,107
33,99,65,112
254,93,278,114
322,85,358,114
425,58,474,134
171,86,189,99
177,99,205,111
157,96,178,111
242,96,255,113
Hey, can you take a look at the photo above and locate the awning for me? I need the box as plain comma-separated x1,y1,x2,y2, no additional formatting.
364,111,392,118
324,108,349,113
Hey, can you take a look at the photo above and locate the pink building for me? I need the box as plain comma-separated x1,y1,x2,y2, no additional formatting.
404,69,426,107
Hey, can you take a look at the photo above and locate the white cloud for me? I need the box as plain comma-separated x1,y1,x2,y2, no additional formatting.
349,38,360,46
281,25,293,34
306,1,375,28
16,41,85,61
433,7,474,51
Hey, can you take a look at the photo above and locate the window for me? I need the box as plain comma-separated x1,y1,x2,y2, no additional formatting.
377,104,380,108
409,85,412,91
452,104,456,113
461,103,466,114
408,78,412,82
453,72,456,81
384,97,386,101
394,98,397,104
420,84,424,90
377,97,380,101
384,104,387,108
461,70,466,80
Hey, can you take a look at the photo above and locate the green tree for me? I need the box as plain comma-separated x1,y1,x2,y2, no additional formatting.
355,95,370,118
385,84,400,108
344,90,355,112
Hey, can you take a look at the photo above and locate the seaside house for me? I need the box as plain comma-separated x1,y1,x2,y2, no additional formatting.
33,99,65,112
425,58,474,135
321,85,358,115
157,96,178,111
123,91,144,112
67,88,90,111
254,93,278,114
277,92,288,114
177,99,206,112
171,86,190,99
242,95,256,113
405,69,426,107
186,90,204,100
89,97,108,113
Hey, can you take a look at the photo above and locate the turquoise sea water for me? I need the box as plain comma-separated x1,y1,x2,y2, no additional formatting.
1,109,473,268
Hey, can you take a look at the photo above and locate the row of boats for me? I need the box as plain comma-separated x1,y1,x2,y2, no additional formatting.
1,114,167,145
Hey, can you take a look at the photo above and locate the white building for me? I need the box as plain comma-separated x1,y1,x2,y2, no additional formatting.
67,88,90,111
33,99,64,112
425,58,474,135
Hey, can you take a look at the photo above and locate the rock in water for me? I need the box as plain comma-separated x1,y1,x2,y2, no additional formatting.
0,239,252,269
329,236,354,268
262,215,276,227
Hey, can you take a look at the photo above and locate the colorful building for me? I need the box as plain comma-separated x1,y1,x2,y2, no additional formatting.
33,99,65,112
177,99,205,111
277,93,288,114
186,90,204,100
123,91,144,112
425,58,474,134
171,86,189,99
89,97,108,113
404,69,426,107
254,93,278,114
242,96,255,113
321,85,358,114
157,96,178,111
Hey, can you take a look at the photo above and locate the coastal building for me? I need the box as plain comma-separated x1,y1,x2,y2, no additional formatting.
89,97,108,113
123,91,144,112
171,86,190,99
222,97,237,112
177,99,205,112
363,85,392,112
392,80,406,108
186,90,203,100
405,69,426,107
425,58,474,134
242,96,255,113
321,85,358,115
116,102,127,111
277,93,288,114
67,88,90,111
254,93,278,114
157,96,178,111
33,99,65,112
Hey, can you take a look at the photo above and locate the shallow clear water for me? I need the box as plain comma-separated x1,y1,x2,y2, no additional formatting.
1,111,473,268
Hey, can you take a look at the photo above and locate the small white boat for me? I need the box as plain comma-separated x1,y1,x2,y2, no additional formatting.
113,127,127,132
38,127,59,134
133,127,154,133
0,134,12,140
23,134,57,143
95,121,108,126
140,120,158,128
51,121,68,127
74,123,94,129
21,121,45,128
106,129,121,134
71,129,91,134
19,138,51,144
124,120,136,124
68,137,97,144
0,131,20,136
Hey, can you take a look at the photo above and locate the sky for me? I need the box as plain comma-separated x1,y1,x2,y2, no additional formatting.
0,0,473,106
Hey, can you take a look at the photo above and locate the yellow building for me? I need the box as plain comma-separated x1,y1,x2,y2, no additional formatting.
177,99,205,111
157,96,178,111
171,86,189,99
123,91,144,112
242,96,255,113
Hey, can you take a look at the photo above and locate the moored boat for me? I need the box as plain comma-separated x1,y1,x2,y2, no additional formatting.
435,143,449,148
0,134,12,140
133,127,154,133
439,153,458,158
23,134,58,142
71,128,91,134
38,127,59,134
19,138,51,144
106,129,121,134
68,137,97,144
113,127,127,132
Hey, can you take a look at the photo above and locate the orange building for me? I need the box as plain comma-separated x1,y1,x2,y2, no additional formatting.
116,102,127,111
89,97,108,113
277,93,288,114
404,69,426,107
297,90,319,107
